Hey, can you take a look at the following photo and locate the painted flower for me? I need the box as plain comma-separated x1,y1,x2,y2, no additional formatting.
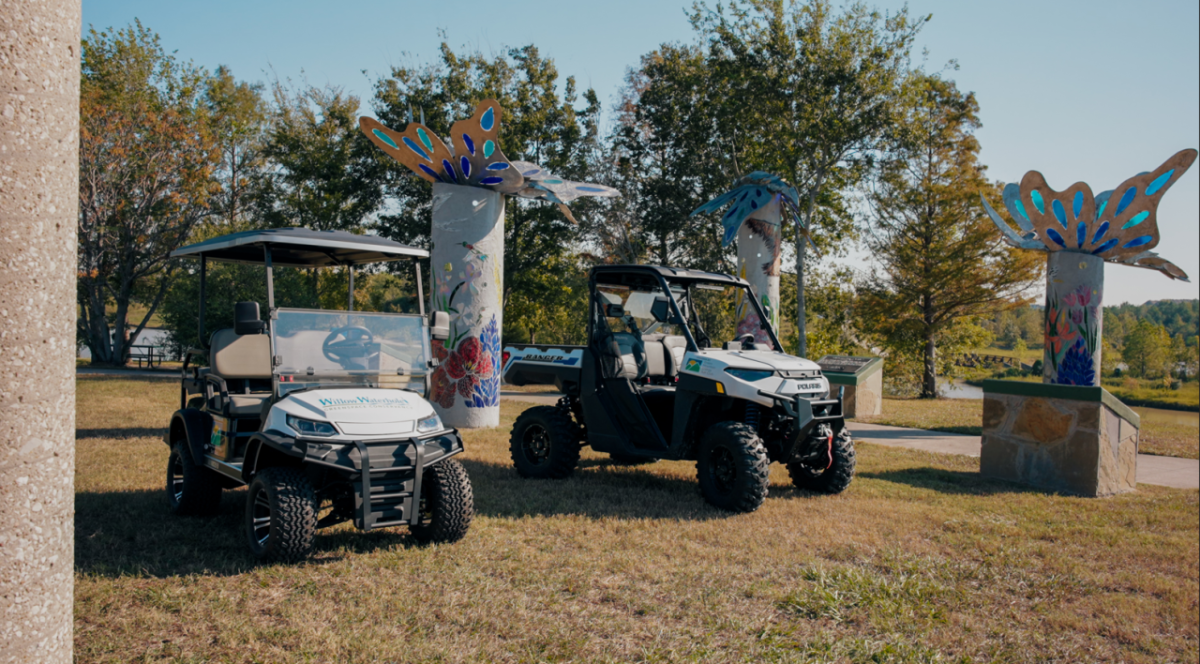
443,336,494,401
429,366,456,409
1045,308,1076,355
1073,285,1091,308
1056,337,1096,386
1070,308,1084,325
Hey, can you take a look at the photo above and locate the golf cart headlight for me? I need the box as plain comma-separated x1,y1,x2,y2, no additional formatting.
416,412,443,433
286,415,337,437
724,368,773,382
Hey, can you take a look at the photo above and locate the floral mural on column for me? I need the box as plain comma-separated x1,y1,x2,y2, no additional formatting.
428,250,501,410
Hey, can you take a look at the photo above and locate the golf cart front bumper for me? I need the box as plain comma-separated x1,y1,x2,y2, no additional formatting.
256,429,464,531
756,390,845,462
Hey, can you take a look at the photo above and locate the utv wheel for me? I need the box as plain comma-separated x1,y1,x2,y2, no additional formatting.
410,458,474,544
166,441,222,516
510,406,581,479
609,452,659,466
696,422,770,513
787,427,856,494
245,467,318,563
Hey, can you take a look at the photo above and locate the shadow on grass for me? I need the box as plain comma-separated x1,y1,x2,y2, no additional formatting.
74,488,424,579
77,427,167,440
857,467,1041,496
460,457,737,522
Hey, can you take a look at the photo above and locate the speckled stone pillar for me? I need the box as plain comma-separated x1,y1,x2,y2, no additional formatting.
426,183,504,428
0,2,80,662
735,199,782,349
1044,252,1104,386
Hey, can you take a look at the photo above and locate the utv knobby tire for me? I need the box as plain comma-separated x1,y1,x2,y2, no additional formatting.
510,406,581,479
787,427,856,494
245,467,318,563
608,452,659,466
166,441,222,516
410,458,474,544
696,422,770,513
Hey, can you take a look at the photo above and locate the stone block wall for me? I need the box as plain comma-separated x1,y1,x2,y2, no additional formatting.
980,381,1138,496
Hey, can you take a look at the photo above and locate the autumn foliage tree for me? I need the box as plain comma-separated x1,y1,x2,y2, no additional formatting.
77,22,218,365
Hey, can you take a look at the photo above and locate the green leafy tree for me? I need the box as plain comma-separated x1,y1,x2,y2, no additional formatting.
206,65,268,226
77,22,219,365
860,75,1041,397
1122,320,1171,378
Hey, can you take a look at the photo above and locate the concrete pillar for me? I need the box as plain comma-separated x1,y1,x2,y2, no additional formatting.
0,1,81,662
426,183,505,428
736,199,782,349
1043,251,1103,386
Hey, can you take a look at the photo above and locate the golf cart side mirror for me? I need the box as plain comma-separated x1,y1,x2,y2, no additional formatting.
429,310,450,341
234,302,265,335
605,303,625,318
650,297,671,323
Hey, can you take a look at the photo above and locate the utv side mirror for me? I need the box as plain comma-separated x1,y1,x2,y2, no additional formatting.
234,302,265,335
605,303,625,317
429,310,451,341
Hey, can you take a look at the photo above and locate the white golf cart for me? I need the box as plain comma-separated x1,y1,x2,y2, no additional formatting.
165,228,471,562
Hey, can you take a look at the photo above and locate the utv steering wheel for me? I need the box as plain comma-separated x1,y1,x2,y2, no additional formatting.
735,333,757,346
322,326,380,368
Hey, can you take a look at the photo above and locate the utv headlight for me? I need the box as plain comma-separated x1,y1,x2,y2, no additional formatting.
286,415,337,437
416,412,443,433
724,368,773,382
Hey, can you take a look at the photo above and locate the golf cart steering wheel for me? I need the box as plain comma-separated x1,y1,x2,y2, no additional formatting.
322,326,380,369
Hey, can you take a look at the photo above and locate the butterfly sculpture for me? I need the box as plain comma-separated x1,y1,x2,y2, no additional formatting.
689,171,816,251
359,100,619,221
981,149,1197,281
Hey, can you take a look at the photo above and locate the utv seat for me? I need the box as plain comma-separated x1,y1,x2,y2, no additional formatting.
609,332,648,380
642,334,688,380
209,327,272,417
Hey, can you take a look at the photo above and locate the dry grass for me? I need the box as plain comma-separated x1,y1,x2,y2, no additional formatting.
75,377,1199,663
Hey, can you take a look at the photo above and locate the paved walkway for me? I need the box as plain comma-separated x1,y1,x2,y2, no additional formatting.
498,391,1198,490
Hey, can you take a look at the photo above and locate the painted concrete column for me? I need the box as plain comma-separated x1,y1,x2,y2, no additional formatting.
735,200,782,349
0,1,81,662
1043,251,1103,386
427,183,505,428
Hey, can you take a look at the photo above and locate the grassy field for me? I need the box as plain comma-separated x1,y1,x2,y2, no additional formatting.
859,398,1199,460
75,377,1198,663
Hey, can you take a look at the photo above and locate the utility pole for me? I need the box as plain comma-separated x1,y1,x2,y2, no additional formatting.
1,2,81,662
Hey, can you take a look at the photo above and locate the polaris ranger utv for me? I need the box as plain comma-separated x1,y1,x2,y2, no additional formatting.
503,265,854,512
166,229,472,562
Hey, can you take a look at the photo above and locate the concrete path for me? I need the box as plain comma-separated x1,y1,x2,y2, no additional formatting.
77,366,177,378
495,393,1197,490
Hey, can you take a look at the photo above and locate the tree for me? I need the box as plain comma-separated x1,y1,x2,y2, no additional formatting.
689,0,925,356
77,22,219,365
1122,320,1171,378
860,75,1041,397
205,65,268,226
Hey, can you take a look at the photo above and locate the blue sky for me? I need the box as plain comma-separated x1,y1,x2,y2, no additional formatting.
83,0,1199,305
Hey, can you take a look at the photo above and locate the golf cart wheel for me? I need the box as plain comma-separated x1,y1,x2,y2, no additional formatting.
696,422,770,513
509,406,581,479
166,441,222,516
787,427,856,494
608,452,659,466
244,467,317,563
410,458,474,544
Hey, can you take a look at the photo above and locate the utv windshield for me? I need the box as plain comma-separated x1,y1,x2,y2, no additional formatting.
271,308,430,393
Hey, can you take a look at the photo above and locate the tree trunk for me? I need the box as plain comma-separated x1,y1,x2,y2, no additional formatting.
796,229,807,358
922,297,937,399
0,1,80,661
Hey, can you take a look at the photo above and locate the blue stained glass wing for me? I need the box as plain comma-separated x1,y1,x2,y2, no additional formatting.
448,99,524,193
358,116,452,183
1013,170,1097,254
1090,149,1197,262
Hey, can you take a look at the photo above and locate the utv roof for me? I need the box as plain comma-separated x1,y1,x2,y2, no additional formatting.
592,264,748,286
171,228,428,267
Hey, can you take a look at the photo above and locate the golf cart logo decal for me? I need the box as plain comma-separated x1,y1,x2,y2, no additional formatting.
685,358,703,373
316,395,412,411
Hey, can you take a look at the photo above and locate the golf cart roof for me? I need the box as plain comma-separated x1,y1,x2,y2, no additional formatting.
592,264,748,287
171,228,428,267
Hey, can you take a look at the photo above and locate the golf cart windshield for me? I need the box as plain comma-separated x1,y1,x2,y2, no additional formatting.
272,308,430,393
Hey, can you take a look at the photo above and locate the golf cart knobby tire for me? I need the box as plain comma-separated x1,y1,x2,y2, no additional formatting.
609,452,659,465
245,467,318,563
696,422,770,513
510,406,581,479
167,441,222,516
410,458,474,544
787,427,856,494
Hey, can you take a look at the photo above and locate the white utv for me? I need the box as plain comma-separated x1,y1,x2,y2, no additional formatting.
166,229,472,562
502,265,855,512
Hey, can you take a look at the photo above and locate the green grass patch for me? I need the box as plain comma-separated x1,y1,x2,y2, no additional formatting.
74,377,1199,663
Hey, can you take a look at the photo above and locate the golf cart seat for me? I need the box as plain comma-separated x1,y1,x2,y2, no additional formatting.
209,305,273,417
